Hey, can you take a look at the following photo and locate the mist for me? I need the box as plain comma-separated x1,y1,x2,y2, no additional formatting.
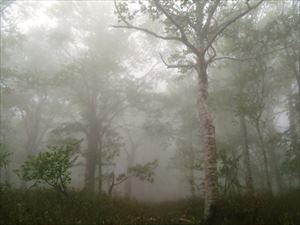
0,1,299,225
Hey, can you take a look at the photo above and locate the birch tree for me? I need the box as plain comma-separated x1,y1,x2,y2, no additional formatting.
114,0,264,221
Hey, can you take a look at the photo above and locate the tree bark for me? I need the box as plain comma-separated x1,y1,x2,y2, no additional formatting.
98,158,102,193
269,146,283,194
125,147,136,198
255,121,272,193
84,137,97,192
108,172,115,196
284,39,300,187
239,115,254,194
84,107,98,192
24,103,43,156
188,129,196,199
288,91,300,187
196,61,218,221
188,164,196,199
294,76,300,188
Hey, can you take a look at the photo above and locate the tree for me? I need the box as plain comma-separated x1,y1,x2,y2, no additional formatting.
107,160,158,196
165,77,201,199
46,1,131,193
218,150,242,195
114,0,264,220
19,139,80,195
272,3,300,186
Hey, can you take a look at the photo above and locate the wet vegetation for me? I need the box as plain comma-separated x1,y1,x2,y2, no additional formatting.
1,188,300,225
0,0,299,224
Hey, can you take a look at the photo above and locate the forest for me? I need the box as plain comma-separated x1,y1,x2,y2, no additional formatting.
0,0,299,225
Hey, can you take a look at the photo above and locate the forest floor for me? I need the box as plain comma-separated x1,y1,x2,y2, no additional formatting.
0,187,299,225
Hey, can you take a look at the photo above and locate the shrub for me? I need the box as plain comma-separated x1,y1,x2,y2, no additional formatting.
19,139,80,195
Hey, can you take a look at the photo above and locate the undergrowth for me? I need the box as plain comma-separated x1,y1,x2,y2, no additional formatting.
0,187,299,225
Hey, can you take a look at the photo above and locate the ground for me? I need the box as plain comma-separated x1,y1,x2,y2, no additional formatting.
0,187,299,225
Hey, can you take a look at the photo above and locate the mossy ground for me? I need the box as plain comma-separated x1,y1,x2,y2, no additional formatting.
0,187,299,225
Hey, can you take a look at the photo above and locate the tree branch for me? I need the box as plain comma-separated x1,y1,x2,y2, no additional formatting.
213,56,254,62
202,0,221,33
206,45,217,64
154,0,201,58
113,0,201,59
159,53,196,69
212,45,291,63
204,0,264,53
112,25,180,41
114,174,134,186
112,0,180,42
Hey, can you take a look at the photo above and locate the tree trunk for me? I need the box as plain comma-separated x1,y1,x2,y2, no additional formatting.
288,91,300,187
84,139,97,192
295,87,300,188
255,121,272,193
124,130,137,198
284,39,300,187
98,133,103,193
196,62,218,221
297,92,300,188
269,147,283,194
5,163,10,185
188,129,196,199
108,172,115,196
239,115,254,194
84,108,98,192
22,108,42,188
125,147,136,198
98,160,102,193
188,165,196,199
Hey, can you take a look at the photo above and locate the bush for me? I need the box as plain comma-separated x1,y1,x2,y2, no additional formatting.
19,139,80,195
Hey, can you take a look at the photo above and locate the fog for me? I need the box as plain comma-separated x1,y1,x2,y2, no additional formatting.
0,1,299,224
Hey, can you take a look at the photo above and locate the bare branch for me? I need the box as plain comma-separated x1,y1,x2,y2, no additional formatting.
112,0,180,41
114,174,134,186
206,45,217,64
166,6,197,32
159,53,196,69
202,0,221,33
212,45,291,63
154,0,187,40
154,0,201,58
113,0,201,59
204,0,264,53
112,25,180,41
213,56,254,62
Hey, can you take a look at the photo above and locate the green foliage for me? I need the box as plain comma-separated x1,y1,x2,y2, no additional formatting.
127,159,158,183
108,160,158,196
0,188,299,225
218,150,242,194
18,139,80,194
280,130,300,177
0,143,11,169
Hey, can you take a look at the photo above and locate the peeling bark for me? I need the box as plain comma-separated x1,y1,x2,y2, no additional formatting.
197,63,218,221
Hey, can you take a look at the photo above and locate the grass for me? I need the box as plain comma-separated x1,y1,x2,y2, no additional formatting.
0,187,299,225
